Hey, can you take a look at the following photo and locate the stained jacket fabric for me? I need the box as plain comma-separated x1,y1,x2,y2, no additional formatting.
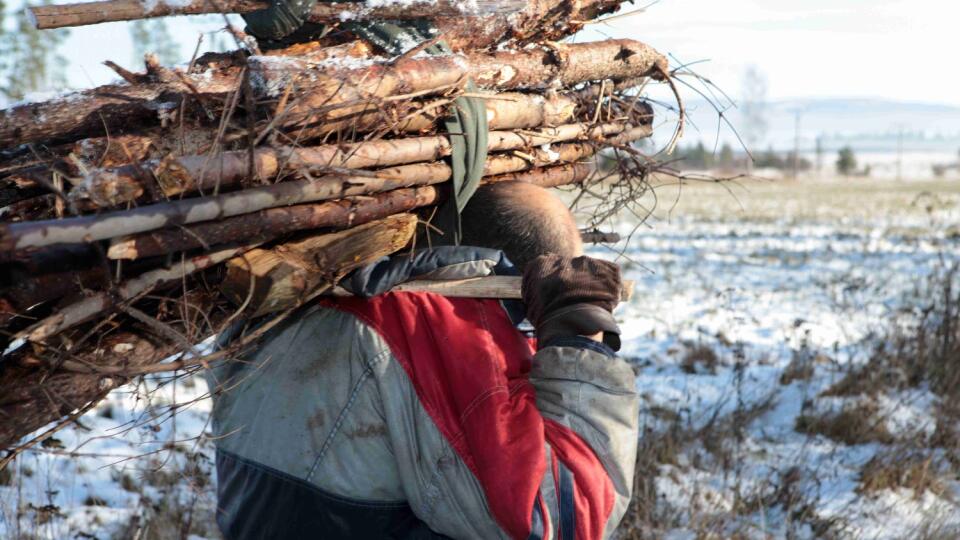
205,247,640,539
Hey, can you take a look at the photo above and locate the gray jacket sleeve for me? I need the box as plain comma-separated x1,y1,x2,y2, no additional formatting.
530,341,640,538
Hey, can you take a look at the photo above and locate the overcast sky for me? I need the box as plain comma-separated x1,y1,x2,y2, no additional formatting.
20,0,960,106
580,0,959,106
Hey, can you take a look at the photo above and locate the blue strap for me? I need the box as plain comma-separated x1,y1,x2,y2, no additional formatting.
558,462,576,540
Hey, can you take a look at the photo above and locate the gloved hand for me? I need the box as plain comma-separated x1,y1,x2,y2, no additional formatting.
521,254,622,351
242,0,323,49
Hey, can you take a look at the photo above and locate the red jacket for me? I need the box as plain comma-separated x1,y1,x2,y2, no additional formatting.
206,247,640,539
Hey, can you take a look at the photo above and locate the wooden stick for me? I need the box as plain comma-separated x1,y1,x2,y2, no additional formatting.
390,276,635,302
28,0,526,30
69,94,582,207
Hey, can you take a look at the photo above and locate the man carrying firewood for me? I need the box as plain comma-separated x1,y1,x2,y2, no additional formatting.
205,181,640,539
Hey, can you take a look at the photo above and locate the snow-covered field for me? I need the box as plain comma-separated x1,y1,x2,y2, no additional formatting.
2,178,958,539
601,178,960,539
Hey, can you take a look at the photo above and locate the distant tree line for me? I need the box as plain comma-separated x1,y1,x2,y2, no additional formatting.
0,0,229,103
0,0,69,101
673,142,812,173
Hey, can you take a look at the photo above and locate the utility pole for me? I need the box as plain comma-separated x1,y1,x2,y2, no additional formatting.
815,135,824,176
792,109,802,180
896,125,904,182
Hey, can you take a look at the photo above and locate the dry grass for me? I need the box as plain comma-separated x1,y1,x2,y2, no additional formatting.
642,176,960,224
857,448,951,499
615,380,779,539
110,449,218,540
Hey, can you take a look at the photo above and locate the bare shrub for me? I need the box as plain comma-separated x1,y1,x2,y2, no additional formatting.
780,356,815,385
681,343,719,375
794,400,895,445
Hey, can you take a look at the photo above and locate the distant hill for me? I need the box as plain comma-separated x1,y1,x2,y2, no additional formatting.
657,97,960,154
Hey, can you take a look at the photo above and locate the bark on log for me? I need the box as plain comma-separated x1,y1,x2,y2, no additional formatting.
0,171,440,252
33,0,624,51
221,214,417,316
258,39,666,138
69,93,583,207
2,127,641,252
0,39,665,150
29,0,526,29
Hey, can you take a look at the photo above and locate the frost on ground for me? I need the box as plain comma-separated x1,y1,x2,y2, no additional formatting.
2,178,959,539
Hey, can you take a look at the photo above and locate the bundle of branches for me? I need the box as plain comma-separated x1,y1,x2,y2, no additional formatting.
0,0,678,458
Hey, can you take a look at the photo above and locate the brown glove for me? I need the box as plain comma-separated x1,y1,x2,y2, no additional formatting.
521,254,622,351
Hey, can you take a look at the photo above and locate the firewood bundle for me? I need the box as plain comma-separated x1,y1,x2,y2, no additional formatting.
0,0,675,454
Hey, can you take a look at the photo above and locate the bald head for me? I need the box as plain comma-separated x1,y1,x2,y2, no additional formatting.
460,182,583,271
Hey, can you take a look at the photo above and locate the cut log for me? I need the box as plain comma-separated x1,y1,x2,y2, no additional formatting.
221,214,417,316
69,94,586,207
0,39,665,149
29,0,526,29
2,130,640,252
484,161,594,188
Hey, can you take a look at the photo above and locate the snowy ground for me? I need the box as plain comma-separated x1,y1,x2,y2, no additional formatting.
2,177,959,539
598,177,960,539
